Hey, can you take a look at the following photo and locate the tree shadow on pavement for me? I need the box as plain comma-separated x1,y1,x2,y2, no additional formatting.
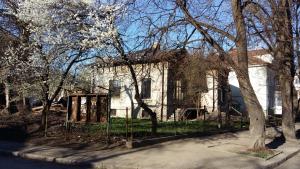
266,134,285,149
296,129,300,139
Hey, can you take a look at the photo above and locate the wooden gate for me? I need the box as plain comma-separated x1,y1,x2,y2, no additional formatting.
66,93,110,123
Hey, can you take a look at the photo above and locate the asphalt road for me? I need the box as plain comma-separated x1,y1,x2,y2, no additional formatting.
275,153,300,169
0,156,91,169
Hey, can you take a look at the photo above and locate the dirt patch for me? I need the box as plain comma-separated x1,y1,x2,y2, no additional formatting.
0,110,122,151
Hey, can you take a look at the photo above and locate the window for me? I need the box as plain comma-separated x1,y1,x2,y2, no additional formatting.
275,76,280,86
274,76,280,90
218,87,226,103
109,80,121,96
275,91,282,106
175,80,183,101
141,78,151,99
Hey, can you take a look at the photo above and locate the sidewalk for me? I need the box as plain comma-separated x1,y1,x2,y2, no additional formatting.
0,124,299,169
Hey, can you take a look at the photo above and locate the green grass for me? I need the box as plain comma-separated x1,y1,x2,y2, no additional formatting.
77,118,247,139
239,149,276,159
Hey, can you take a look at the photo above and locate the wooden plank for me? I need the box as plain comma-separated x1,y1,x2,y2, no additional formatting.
86,96,91,123
96,95,101,122
67,96,72,120
76,96,81,121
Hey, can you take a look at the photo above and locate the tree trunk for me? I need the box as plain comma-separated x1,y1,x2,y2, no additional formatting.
274,0,296,141
113,36,158,135
280,74,296,141
176,0,266,149
148,108,158,134
236,71,266,148
41,101,51,136
128,64,158,135
232,0,265,149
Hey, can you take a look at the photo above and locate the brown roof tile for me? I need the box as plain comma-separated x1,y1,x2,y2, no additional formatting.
207,49,271,66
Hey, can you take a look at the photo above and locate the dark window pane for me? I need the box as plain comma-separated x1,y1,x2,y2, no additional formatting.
109,80,121,96
141,78,151,99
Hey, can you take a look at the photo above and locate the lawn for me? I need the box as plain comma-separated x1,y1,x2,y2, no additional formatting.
79,117,248,139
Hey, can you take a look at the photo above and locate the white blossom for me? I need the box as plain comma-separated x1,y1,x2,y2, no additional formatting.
5,0,125,100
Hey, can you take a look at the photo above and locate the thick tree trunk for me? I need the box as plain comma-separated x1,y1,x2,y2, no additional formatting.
232,0,265,149
274,0,296,141
280,74,296,141
236,71,266,148
176,0,266,149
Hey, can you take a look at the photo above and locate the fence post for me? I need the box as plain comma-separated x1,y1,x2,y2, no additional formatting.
131,109,133,141
65,96,72,140
76,96,81,121
86,96,91,123
106,94,111,144
126,107,129,141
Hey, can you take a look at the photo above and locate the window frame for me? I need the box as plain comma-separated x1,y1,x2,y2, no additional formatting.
109,80,121,97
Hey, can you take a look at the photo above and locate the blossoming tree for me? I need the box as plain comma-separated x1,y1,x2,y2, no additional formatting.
6,0,122,134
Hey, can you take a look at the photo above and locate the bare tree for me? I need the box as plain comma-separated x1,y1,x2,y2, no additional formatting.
111,35,160,134
174,0,266,149
246,0,297,141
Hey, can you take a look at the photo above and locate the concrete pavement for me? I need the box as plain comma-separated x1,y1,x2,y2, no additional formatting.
275,152,300,169
0,124,299,169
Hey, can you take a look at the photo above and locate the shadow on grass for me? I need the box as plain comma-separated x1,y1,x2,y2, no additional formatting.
0,126,28,142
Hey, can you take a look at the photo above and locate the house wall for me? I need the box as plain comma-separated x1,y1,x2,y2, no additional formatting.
228,65,274,116
94,62,169,120
201,70,219,112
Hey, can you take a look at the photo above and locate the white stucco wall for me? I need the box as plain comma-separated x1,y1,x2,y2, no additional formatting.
201,70,219,112
94,62,169,120
228,66,270,116
254,54,273,63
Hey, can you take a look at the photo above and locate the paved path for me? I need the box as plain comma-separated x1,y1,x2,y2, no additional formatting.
0,124,299,169
275,152,300,169
0,156,87,169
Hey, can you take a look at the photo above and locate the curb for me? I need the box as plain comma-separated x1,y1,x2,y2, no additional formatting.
0,149,96,168
263,148,300,169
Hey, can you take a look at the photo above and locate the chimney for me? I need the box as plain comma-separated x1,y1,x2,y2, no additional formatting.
152,42,160,50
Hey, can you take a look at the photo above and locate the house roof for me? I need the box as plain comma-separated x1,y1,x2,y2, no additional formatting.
207,49,272,66
229,49,271,65
126,48,186,63
95,48,187,67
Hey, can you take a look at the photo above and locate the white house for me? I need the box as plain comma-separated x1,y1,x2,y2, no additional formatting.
92,49,228,121
91,47,300,120
227,49,285,116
